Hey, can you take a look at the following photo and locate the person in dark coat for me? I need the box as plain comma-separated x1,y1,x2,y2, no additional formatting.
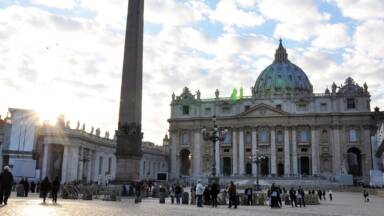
210,181,220,208
228,181,237,209
203,185,211,205
317,189,323,200
298,186,306,207
289,187,297,207
0,166,14,205
30,181,36,193
40,177,51,203
23,178,30,197
270,183,279,208
51,176,60,204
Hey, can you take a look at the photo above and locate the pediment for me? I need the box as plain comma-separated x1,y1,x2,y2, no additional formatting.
238,103,289,117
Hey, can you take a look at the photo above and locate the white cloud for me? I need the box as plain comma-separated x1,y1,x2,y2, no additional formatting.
209,0,264,28
312,23,351,49
31,0,78,9
331,0,384,20
354,19,384,58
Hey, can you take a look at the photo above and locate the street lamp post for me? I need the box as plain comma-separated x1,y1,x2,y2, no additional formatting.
201,115,227,183
250,150,266,191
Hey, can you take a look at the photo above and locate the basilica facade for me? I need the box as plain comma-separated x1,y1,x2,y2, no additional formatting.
168,41,378,183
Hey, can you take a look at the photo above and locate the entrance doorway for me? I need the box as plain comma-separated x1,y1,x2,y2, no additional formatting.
245,163,252,175
179,149,191,176
347,147,362,177
223,157,231,176
260,157,269,176
300,156,310,175
277,163,284,176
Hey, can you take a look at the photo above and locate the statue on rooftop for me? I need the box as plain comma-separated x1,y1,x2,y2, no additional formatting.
82,123,85,131
215,89,220,99
76,121,80,130
196,90,201,100
91,126,94,134
96,128,100,136
332,82,337,93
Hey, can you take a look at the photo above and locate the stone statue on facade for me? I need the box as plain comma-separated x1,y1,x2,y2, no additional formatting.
65,121,70,128
105,131,110,139
331,82,337,93
82,123,85,131
76,121,80,130
172,92,175,101
96,128,100,136
196,90,201,100
215,89,219,99
363,82,368,93
91,126,94,134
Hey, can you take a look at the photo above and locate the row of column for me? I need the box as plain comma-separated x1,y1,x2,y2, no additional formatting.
227,127,320,176
169,126,334,178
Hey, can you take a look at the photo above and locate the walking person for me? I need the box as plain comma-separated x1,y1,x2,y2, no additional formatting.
40,176,51,204
228,181,237,209
169,185,175,204
30,181,36,193
174,183,182,204
322,190,326,200
210,180,220,208
270,183,279,208
196,180,204,207
0,166,14,205
23,178,30,197
289,187,297,207
297,186,306,207
329,189,333,201
363,190,369,202
51,176,60,204
245,187,253,206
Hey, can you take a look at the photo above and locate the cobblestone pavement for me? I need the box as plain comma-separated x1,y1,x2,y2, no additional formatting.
0,192,383,216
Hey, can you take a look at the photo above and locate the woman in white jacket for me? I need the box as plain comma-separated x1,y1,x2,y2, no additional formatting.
196,180,205,207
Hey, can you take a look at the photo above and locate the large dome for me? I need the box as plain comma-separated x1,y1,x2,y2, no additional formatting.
252,40,313,96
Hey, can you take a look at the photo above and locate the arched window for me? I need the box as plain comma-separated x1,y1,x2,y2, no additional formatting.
246,132,252,144
182,131,189,145
260,130,269,143
277,131,284,143
321,129,328,142
300,129,308,142
349,129,357,142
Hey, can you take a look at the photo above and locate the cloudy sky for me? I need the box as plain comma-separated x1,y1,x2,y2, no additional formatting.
0,0,383,144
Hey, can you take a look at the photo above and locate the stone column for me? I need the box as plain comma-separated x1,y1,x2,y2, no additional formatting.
87,150,93,183
193,131,201,178
115,0,144,183
215,140,220,176
171,131,178,178
41,144,49,179
284,127,291,176
311,127,318,175
363,126,372,177
332,126,341,175
270,128,276,175
251,129,257,176
239,129,245,175
61,145,69,183
78,147,84,181
232,129,238,175
292,128,298,175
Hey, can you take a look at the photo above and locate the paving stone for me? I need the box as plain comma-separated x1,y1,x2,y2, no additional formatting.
0,192,383,216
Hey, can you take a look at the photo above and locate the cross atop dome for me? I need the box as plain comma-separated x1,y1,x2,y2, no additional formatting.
274,38,288,63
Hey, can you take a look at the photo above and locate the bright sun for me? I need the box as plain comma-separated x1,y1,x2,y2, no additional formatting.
35,106,61,125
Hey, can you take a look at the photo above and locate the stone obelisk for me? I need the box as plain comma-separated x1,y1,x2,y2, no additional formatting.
115,0,144,183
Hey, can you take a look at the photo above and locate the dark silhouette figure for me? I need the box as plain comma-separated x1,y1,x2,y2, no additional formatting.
210,182,220,207
30,181,36,193
298,186,306,207
289,187,297,207
228,181,237,209
245,187,253,205
40,177,51,203
51,176,60,204
270,183,280,208
23,178,30,197
0,166,14,205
